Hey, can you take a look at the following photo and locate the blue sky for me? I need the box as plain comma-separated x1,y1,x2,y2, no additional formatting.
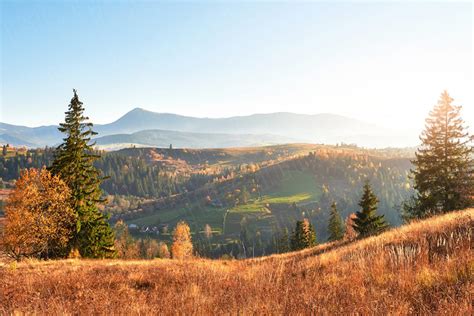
1,1,472,130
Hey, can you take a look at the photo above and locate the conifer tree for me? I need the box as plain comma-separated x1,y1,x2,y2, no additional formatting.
352,181,388,237
277,228,290,253
404,91,473,220
290,218,317,250
327,202,344,242
50,90,115,258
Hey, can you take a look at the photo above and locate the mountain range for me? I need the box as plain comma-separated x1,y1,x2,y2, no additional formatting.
0,108,417,149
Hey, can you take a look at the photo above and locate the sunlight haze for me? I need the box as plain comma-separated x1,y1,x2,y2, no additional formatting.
1,2,472,133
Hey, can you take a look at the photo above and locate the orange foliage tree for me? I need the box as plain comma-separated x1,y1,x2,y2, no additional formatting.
158,241,170,259
1,168,76,260
113,220,139,259
343,213,358,241
171,221,193,259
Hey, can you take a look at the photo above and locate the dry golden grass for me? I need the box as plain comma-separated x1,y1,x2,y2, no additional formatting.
1,209,472,315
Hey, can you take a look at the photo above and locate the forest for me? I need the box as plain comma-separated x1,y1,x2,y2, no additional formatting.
0,143,414,258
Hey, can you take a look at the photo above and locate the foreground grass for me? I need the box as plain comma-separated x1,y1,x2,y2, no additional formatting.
1,209,472,314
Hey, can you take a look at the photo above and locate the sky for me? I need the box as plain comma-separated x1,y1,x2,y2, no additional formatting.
1,1,472,131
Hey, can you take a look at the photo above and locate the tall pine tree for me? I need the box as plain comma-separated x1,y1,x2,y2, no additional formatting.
404,91,473,220
290,218,317,250
50,90,115,258
352,181,388,237
327,202,344,242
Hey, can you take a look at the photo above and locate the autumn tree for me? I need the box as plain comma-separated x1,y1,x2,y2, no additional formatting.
290,218,317,251
1,168,76,260
404,91,473,220
171,221,193,259
327,202,344,242
158,242,170,259
203,224,212,239
138,238,160,259
352,182,388,237
114,220,139,259
343,213,358,241
50,90,115,258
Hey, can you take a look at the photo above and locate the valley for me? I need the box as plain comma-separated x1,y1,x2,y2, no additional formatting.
0,143,415,258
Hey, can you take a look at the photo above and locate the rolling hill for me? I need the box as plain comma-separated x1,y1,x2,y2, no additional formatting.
1,209,472,314
111,145,414,250
0,144,415,256
0,108,416,148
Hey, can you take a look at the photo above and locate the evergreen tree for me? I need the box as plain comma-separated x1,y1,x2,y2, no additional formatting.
50,90,115,258
404,91,473,220
290,218,317,250
327,202,344,242
352,181,388,237
276,228,290,253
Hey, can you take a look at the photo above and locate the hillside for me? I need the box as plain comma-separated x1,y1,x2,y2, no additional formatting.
1,109,416,148
1,209,472,314
0,144,415,257
116,147,413,253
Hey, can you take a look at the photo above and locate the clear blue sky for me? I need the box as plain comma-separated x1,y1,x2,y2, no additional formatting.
1,1,472,130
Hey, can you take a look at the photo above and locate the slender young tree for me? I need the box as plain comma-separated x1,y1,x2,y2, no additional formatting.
50,89,115,258
352,181,388,237
404,91,473,220
290,218,317,250
171,221,193,259
327,202,344,242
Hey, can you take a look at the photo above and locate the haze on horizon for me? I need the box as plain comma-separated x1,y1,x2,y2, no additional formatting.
1,1,472,132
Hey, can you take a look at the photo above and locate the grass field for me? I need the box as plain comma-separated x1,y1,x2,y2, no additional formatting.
1,209,471,314
222,170,322,234
127,170,322,238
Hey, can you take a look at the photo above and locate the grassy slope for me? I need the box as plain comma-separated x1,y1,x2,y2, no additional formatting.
1,209,472,314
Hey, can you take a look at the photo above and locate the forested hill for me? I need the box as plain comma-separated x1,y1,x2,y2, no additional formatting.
112,147,413,246
1,144,414,256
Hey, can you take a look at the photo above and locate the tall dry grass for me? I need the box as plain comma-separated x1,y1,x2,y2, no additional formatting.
0,209,472,315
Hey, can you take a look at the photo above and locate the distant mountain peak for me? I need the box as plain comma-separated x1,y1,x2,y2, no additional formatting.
1,109,417,148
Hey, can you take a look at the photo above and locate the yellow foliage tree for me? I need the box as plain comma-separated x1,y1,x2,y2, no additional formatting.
113,220,139,259
171,221,193,259
158,242,170,259
1,168,76,260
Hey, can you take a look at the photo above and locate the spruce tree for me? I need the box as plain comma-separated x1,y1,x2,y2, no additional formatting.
352,181,388,237
50,90,115,258
290,218,317,250
276,228,290,253
404,91,473,220
327,202,344,242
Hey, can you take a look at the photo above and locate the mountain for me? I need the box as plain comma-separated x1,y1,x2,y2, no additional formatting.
0,108,417,148
93,129,298,150
95,108,413,147
0,123,62,147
